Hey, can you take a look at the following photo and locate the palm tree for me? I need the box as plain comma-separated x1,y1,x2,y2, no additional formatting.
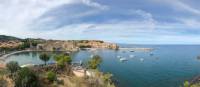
39,53,50,65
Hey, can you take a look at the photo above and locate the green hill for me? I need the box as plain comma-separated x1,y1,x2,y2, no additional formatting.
0,35,21,41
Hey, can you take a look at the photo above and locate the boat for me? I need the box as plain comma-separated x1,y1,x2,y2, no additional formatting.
140,58,144,62
120,58,128,62
90,55,94,58
129,55,135,58
150,53,154,56
130,50,135,52
117,56,121,58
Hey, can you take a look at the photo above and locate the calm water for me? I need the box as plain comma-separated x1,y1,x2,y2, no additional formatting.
5,45,200,87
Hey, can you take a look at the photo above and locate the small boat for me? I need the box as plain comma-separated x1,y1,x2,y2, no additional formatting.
117,56,121,58
150,53,154,56
129,55,135,58
90,55,94,58
120,58,128,62
130,50,135,52
140,58,144,62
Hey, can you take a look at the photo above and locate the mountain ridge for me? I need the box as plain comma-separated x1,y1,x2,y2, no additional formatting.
0,35,21,41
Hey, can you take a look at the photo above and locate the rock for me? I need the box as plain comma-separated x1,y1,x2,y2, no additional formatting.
36,40,119,52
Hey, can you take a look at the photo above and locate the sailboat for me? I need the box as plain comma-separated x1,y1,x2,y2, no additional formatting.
120,58,128,62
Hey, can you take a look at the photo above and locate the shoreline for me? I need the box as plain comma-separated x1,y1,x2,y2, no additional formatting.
0,50,33,65
0,47,154,60
0,47,153,67
0,50,72,59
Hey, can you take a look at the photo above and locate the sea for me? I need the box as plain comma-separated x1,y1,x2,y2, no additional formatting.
5,45,200,87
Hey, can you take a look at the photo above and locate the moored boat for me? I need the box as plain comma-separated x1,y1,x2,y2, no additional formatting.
120,58,128,62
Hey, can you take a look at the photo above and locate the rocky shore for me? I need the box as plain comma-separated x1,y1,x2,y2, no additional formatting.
36,40,119,52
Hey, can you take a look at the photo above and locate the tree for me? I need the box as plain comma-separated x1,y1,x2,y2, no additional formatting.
54,54,72,64
87,55,102,69
15,67,39,87
46,71,57,82
54,54,72,69
6,61,20,76
39,53,50,65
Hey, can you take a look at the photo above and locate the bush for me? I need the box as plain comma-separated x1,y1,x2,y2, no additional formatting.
102,73,113,83
87,55,102,69
183,81,190,87
46,71,57,82
54,54,72,69
15,67,39,87
54,55,72,64
6,61,20,75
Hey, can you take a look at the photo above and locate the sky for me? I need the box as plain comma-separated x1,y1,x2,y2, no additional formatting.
0,0,200,44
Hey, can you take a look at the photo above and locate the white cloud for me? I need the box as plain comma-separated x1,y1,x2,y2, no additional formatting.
0,0,200,44
0,0,75,36
177,18,200,28
154,0,200,15
34,10,168,42
173,0,200,15
0,0,107,38
81,0,109,10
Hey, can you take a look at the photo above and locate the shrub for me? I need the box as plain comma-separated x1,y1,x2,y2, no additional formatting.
102,73,113,83
15,67,39,87
87,55,102,69
6,61,20,75
183,81,190,87
54,54,72,69
46,71,57,82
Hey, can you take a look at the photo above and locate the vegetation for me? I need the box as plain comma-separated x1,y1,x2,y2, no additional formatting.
0,47,14,52
87,55,102,69
6,61,20,77
39,53,50,65
190,83,200,87
102,73,113,83
182,81,200,87
85,70,115,87
79,45,92,48
183,81,190,87
0,35,21,41
17,39,40,50
46,71,57,82
54,54,72,69
0,54,115,87
15,67,39,87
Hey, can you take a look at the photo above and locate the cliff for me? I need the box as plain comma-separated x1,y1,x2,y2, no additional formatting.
36,40,119,51
0,35,119,52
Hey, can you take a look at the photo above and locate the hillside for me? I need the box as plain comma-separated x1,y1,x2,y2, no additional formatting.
0,35,21,41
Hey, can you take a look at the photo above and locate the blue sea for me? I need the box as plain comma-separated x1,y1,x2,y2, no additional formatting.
5,45,200,87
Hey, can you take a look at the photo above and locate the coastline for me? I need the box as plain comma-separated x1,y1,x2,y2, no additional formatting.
0,47,154,60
